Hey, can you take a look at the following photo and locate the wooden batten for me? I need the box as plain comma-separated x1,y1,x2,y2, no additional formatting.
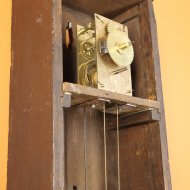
63,0,144,17
107,109,161,129
62,82,160,115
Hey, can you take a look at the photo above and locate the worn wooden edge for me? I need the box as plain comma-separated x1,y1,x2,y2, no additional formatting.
8,0,54,189
107,109,160,129
52,0,65,189
147,0,172,189
62,82,160,109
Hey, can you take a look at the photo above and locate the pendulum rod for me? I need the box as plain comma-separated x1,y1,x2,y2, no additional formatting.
83,108,87,190
116,105,121,190
103,102,108,190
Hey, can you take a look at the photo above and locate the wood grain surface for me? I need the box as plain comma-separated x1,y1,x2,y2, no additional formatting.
8,1,53,190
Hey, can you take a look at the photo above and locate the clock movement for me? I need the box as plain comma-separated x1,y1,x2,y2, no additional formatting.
77,14,134,95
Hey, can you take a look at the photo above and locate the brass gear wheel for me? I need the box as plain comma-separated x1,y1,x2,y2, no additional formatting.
106,30,134,67
106,22,120,34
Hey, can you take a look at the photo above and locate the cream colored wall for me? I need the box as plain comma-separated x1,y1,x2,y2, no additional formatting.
154,0,190,189
0,0,11,190
1,0,190,190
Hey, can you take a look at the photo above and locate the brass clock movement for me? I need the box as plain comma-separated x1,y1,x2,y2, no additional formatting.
77,14,134,95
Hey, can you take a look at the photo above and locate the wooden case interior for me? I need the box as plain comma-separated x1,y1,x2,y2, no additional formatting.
62,1,164,190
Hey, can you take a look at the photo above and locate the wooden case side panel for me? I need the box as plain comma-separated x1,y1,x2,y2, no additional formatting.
147,0,172,189
7,1,53,190
119,124,164,190
53,0,65,189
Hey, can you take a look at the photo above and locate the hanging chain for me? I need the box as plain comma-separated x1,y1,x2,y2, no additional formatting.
103,102,108,190
117,105,121,190
83,108,87,190
83,104,120,190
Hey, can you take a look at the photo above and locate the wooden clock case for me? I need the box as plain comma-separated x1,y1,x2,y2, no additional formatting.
7,0,172,190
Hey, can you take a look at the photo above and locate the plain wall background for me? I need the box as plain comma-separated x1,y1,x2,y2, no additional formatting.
1,0,190,189
154,1,190,189
0,0,11,189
